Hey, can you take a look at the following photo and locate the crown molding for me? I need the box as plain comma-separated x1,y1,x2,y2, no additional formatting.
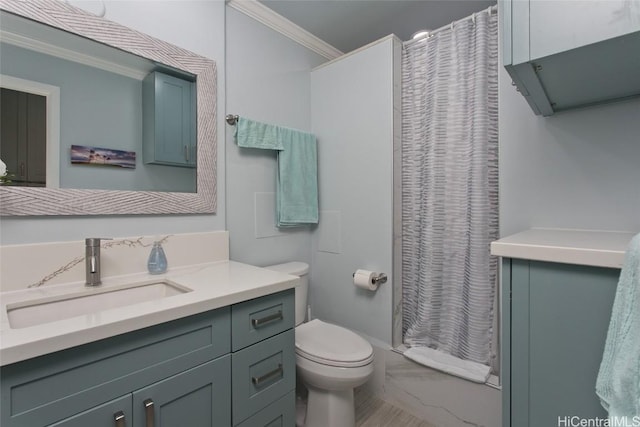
0,30,149,80
227,0,343,61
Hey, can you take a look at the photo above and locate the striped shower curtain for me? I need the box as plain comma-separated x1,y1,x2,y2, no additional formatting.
401,9,499,366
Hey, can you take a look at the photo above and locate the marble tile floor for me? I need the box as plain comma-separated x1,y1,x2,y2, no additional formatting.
355,387,436,427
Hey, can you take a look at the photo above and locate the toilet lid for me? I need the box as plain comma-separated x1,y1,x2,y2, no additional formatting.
295,319,374,368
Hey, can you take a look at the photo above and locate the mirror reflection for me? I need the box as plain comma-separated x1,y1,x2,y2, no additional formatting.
0,11,197,193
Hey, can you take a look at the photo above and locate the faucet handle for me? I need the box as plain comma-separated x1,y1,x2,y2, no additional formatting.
85,237,113,246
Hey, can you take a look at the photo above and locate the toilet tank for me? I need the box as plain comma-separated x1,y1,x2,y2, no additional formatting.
264,261,309,326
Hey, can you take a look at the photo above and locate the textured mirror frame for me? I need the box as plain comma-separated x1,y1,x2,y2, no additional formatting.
0,0,217,215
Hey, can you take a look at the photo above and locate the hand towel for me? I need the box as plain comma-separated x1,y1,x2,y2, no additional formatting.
596,232,640,418
234,117,318,227
235,117,284,150
276,126,318,226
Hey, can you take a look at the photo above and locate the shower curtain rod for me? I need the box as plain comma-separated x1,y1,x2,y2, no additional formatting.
404,4,497,47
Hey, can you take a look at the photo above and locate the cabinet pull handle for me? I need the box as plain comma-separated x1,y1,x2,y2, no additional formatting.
252,363,283,387
184,145,189,162
114,411,126,427
144,398,155,427
251,310,283,328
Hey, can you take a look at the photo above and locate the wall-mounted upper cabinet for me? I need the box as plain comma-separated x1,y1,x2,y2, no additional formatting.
143,71,197,168
502,0,640,116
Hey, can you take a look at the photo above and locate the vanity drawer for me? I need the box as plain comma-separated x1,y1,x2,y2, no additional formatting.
0,308,230,427
232,329,295,425
231,289,294,351
235,390,295,427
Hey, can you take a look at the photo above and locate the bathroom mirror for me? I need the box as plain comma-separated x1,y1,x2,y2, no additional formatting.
0,0,217,215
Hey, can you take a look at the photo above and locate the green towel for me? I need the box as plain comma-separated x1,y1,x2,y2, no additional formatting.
596,232,640,418
235,117,318,227
235,117,284,150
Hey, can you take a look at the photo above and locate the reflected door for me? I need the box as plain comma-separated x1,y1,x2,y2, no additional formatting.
0,87,46,186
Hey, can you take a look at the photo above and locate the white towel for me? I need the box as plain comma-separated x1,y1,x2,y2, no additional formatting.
404,346,491,383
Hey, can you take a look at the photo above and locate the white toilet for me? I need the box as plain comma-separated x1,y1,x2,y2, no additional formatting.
265,262,374,427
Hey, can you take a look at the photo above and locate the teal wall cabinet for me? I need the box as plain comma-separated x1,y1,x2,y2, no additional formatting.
502,0,640,116
502,259,619,426
1,289,296,427
143,71,197,167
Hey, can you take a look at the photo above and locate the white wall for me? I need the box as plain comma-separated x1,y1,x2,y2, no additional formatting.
310,37,400,346
225,8,326,267
499,66,640,237
0,0,226,244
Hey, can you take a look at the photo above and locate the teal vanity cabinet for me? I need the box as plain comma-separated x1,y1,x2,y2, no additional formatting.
502,0,640,116
0,289,296,427
0,308,231,427
143,71,197,167
502,259,619,427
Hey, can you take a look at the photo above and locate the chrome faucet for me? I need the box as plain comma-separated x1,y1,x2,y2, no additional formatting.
85,238,111,286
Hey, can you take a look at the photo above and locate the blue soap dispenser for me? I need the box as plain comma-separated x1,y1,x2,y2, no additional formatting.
147,240,168,274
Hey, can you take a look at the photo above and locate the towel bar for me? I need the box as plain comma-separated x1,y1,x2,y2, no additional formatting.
226,114,239,125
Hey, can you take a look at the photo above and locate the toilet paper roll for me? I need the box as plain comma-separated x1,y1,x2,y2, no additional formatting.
354,269,378,291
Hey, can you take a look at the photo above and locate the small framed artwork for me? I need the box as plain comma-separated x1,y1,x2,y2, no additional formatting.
71,145,136,169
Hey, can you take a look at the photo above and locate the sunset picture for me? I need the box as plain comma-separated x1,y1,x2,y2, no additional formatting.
70,145,136,169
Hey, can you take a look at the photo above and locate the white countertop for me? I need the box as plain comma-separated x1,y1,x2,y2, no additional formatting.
0,261,298,366
491,228,637,269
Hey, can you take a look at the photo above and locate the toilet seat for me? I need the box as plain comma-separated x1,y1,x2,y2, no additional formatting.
295,319,374,368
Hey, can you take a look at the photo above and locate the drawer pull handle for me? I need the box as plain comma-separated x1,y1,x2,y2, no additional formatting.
144,398,155,427
251,311,283,328
252,363,283,387
114,411,126,427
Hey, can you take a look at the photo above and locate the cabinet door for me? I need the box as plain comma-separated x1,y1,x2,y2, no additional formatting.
133,356,231,427
510,260,618,427
143,71,196,168
48,395,132,427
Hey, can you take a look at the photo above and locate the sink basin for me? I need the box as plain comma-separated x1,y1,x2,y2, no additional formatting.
7,280,192,329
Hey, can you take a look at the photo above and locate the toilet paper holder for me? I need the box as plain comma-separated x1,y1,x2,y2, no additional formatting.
352,271,388,285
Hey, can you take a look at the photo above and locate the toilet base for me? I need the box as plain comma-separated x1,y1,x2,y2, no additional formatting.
305,385,355,427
